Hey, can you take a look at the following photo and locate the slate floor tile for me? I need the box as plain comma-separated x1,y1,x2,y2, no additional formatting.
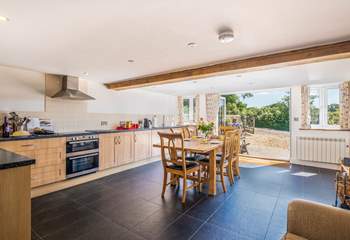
155,214,204,240
31,161,336,240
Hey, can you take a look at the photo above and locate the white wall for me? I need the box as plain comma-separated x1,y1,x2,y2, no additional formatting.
87,81,176,115
290,86,350,169
0,65,45,112
0,65,177,131
0,65,176,115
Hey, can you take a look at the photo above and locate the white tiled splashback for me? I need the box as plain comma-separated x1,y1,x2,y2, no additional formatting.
0,96,175,132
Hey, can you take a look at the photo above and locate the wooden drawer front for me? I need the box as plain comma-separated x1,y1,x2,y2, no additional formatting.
31,165,64,188
0,137,65,152
0,140,36,152
35,138,66,150
32,149,64,169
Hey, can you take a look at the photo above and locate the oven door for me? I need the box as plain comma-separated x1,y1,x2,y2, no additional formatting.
66,152,99,179
66,139,99,153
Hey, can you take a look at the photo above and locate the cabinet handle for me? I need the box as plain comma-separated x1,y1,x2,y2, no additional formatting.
118,136,121,144
59,169,61,176
21,144,33,147
134,135,137,143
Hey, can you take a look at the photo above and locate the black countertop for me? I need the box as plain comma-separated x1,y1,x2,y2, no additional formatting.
0,126,182,142
0,149,35,170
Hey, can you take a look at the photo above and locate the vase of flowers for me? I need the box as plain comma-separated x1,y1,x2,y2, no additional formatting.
198,121,214,140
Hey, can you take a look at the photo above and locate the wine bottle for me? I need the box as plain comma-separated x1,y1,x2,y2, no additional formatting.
2,116,10,138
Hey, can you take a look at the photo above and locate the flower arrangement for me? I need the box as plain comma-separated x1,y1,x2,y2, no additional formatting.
198,121,214,138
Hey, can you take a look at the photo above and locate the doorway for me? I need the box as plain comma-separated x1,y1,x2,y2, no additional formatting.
222,89,290,160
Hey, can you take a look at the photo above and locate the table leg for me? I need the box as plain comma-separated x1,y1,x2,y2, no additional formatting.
208,149,217,196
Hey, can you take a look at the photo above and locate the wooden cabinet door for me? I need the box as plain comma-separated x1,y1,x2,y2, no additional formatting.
99,133,117,170
134,131,151,161
0,138,66,188
31,147,65,188
115,132,134,166
31,138,66,188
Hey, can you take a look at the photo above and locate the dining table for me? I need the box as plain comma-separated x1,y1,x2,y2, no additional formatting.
153,138,223,196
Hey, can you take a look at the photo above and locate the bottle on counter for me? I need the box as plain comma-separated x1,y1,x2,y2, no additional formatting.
2,116,10,138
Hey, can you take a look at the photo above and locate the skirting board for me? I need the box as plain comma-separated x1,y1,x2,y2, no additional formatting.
290,158,340,170
31,157,161,198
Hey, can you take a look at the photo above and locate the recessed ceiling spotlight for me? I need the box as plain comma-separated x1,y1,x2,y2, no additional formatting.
0,16,9,22
128,59,135,63
82,71,89,76
218,28,234,43
187,42,197,47
236,74,242,78
192,81,197,84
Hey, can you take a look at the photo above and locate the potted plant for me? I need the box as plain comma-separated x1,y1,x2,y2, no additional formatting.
198,121,214,140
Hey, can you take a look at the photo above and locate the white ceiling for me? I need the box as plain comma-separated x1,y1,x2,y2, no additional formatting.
0,0,350,84
142,58,350,95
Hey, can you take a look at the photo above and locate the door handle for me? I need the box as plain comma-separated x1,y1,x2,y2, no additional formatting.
68,153,98,160
21,144,33,147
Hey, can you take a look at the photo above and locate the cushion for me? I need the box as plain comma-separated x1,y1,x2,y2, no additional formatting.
282,233,308,240
167,162,199,170
185,154,207,162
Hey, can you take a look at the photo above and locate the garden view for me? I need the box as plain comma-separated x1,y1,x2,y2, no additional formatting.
223,91,290,160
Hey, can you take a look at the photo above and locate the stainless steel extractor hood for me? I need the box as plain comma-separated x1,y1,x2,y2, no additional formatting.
51,76,95,100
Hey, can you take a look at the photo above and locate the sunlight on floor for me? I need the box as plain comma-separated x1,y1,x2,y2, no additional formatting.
292,172,318,177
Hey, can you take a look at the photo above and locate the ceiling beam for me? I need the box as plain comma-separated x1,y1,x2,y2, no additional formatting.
105,40,350,91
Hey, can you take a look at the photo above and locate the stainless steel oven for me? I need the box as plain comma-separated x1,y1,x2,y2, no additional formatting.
66,134,99,179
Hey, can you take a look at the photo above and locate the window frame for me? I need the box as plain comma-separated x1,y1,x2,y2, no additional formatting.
309,83,340,129
183,96,195,124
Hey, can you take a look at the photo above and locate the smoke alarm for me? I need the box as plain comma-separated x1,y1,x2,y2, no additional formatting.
218,29,234,43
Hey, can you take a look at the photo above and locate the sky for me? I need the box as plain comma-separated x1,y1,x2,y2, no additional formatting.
239,90,289,107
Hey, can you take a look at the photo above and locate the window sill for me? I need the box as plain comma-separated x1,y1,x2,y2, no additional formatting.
299,128,350,131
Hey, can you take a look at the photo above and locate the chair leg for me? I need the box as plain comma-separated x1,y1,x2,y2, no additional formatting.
228,163,234,185
198,168,202,192
182,176,187,204
220,167,227,193
161,171,167,198
234,160,240,178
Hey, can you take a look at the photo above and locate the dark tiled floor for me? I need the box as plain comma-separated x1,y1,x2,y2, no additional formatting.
32,161,336,240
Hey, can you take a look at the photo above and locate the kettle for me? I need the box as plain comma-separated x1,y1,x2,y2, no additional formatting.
143,118,152,129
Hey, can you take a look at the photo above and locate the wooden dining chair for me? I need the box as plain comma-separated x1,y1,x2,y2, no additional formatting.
158,132,201,203
230,129,241,178
199,131,234,193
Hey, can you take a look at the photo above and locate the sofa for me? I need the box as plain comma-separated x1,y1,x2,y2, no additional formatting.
282,199,350,240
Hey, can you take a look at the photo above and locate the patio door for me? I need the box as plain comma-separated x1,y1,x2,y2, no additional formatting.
223,89,291,160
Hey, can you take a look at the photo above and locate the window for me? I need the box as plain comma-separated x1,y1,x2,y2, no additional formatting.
183,97,196,123
309,85,340,128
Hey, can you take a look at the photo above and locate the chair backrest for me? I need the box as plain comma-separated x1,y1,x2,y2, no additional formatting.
170,128,182,134
158,132,187,170
219,126,235,135
231,129,240,157
182,126,198,139
218,130,234,166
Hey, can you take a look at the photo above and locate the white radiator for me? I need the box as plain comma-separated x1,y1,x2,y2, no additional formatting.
296,137,348,164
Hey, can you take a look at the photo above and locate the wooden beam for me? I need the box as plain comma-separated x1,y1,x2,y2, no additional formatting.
105,40,350,90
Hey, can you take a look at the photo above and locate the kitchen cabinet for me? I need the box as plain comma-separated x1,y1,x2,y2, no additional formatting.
115,132,134,166
0,138,66,188
134,131,151,161
99,133,118,170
